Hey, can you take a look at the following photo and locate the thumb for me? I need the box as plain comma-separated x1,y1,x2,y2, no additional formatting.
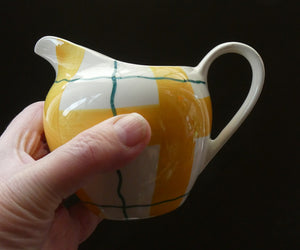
6,113,151,212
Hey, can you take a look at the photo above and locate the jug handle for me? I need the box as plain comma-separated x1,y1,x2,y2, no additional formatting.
195,42,265,167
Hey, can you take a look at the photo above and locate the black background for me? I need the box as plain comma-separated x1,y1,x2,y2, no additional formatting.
2,1,299,249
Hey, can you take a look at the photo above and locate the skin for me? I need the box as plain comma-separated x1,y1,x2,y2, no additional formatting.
0,102,151,250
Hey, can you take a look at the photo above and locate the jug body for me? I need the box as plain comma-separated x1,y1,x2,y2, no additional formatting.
35,36,264,220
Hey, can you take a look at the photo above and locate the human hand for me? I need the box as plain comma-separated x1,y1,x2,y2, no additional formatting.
0,102,151,249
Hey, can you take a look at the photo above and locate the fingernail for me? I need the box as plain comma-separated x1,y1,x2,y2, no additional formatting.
113,113,149,147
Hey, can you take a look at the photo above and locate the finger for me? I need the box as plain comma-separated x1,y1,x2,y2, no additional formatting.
68,202,103,244
41,205,81,250
0,102,49,181
0,102,49,161
9,113,151,211
41,203,102,249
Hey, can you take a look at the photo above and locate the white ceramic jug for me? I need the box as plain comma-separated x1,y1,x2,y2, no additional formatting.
35,36,264,220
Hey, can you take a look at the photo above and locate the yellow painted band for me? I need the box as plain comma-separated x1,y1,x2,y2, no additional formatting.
149,66,206,216
43,38,85,150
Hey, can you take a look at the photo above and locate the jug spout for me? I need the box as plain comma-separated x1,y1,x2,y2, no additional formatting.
35,36,85,81
34,36,60,70
34,36,113,82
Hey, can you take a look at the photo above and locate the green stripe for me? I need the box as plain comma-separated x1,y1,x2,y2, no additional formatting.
55,75,205,84
116,170,128,218
110,61,128,219
110,61,118,116
81,192,189,209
